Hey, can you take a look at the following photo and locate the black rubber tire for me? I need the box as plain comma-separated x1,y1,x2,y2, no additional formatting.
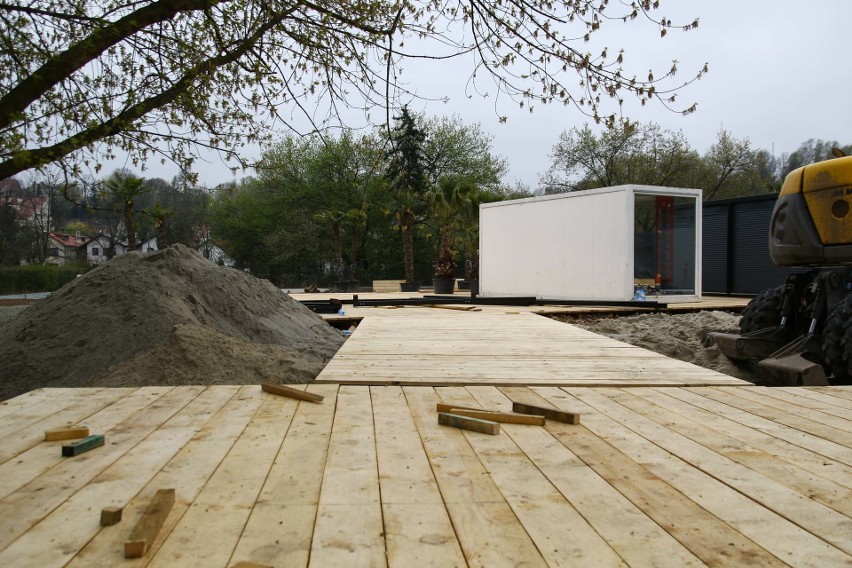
740,285,784,334
823,293,852,383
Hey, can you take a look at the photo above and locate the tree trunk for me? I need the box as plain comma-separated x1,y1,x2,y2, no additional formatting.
124,199,137,250
332,222,344,278
401,209,415,282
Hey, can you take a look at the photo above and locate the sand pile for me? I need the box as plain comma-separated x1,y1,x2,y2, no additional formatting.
552,310,756,381
0,245,344,400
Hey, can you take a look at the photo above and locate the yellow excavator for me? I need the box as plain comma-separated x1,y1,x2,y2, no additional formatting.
707,150,852,386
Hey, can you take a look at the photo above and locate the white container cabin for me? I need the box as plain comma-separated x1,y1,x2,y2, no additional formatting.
478,185,702,303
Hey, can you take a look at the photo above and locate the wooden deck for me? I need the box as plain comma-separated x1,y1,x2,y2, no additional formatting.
316,309,748,387
0,384,850,567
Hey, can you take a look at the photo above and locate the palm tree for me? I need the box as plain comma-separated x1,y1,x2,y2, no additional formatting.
101,170,147,250
430,176,476,280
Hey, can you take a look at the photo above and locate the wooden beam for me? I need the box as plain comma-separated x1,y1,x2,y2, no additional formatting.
61,434,104,457
437,412,500,435
261,383,324,403
229,562,273,568
124,488,176,558
44,426,89,441
436,402,483,413
447,409,545,426
512,402,581,425
100,506,123,526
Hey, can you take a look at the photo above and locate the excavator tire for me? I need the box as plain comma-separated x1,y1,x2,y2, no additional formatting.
740,285,784,334
824,293,852,383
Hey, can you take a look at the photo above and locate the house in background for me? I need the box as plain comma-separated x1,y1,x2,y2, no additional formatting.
82,234,157,264
46,232,87,264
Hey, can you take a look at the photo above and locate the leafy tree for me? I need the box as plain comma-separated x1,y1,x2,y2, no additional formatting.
699,130,759,200
423,116,508,189
386,106,429,283
100,170,148,249
543,122,701,193
0,1,704,181
781,139,852,178
0,202,20,265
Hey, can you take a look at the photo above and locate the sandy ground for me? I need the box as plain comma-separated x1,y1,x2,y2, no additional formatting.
550,310,757,382
0,245,345,401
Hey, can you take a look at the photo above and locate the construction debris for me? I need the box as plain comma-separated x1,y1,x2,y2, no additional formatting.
512,402,581,425
438,412,501,435
100,506,123,526
44,425,89,441
61,434,105,457
125,489,176,558
260,382,324,403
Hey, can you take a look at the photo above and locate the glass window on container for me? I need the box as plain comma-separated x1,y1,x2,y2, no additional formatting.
633,194,696,295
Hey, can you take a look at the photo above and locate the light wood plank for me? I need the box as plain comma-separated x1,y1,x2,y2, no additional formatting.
403,386,548,567
626,387,852,514
696,387,852,459
370,387,467,567
715,386,852,433
469,386,706,568
0,388,124,464
260,382,324,403
0,387,171,500
309,386,385,568
125,488,176,558
566,386,852,565
147,391,300,568
231,384,339,568
0,386,237,568
0,386,203,554
435,386,626,567
67,385,260,567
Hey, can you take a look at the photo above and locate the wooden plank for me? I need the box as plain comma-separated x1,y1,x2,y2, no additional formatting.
61,434,104,457
696,387,852,455
67,385,258,567
434,386,627,567
370,386,465,567
438,412,500,435
44,426,89,441
715,385,852,433
469,386,705,567
403,386,548,566
0,386,199,555
565,386,852,565
629,387,852,513
520,386,790,567
231,384,338,568
0,386,237,568
0,387,169,500
512,401,580,424
147,391,300,568
260,382,324,403
446,408,545,426
309,386,385,567
124,488,176,558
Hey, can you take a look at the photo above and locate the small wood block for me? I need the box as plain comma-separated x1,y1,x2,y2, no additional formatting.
438,413,500,435
230,562,273,568
448,409,546,426
45,426,89,441
512,402,581,425
261,383,324,403
100,506,123,526
61,434,104,457
124,488,176,558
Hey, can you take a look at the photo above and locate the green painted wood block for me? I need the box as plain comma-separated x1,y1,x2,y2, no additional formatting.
62,434,105,457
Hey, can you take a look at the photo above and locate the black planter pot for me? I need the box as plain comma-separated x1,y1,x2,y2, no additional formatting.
469,279,479,294
457,280,471,291
400,281,421,292
432,278,455,294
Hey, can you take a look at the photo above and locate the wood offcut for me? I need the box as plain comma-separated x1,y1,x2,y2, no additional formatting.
100,506,123,526
436,402,545,425
512,402,581,424
44,426,89,441
437,412,501,435
260,382,324,403
61,434,104,457
124,488,176,558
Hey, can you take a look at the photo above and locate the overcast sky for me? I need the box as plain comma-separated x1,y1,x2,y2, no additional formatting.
132,0,852,190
